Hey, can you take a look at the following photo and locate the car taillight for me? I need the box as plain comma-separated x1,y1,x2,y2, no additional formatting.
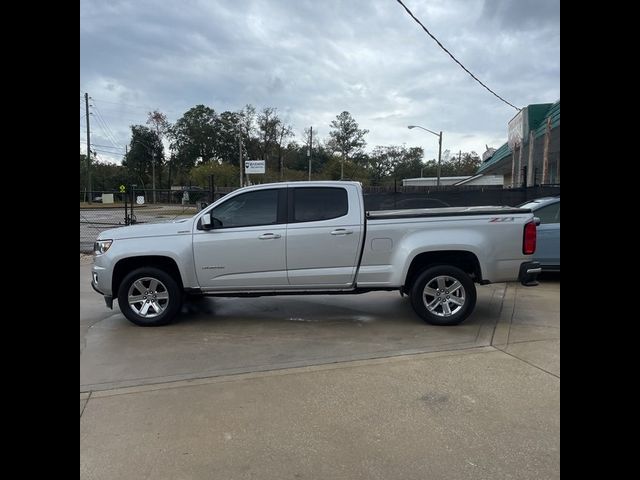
523,221,536,254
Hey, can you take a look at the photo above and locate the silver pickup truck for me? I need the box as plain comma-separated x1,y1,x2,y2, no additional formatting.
91,181,540,327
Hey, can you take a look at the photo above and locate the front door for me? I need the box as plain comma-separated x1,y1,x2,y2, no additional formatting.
193,188,288,290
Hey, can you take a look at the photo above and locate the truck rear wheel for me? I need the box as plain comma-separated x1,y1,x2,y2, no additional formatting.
410,265,476,326
117,267,182,326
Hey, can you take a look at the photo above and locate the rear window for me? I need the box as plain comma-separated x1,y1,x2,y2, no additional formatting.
292,187,348,223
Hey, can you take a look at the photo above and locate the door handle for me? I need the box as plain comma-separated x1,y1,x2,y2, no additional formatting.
258,233,281,240
330,229,353,235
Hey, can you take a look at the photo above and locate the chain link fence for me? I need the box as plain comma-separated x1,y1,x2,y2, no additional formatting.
80,188,223,252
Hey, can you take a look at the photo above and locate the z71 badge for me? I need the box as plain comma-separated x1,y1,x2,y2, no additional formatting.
489,217,515,222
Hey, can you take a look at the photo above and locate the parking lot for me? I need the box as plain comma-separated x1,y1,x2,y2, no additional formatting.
80,259,559,479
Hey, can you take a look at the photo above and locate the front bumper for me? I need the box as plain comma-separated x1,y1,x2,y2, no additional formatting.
91,281,113,309
518,261,541,286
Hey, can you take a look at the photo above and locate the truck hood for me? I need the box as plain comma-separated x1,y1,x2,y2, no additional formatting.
97,218,194,240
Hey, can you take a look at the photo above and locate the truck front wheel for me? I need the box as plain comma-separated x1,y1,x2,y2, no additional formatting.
117,267,182,326
410,265,476,326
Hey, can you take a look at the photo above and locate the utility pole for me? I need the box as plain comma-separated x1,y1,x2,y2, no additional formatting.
238,130,243,187
459,150,462,163
436,131,442,186
308,126,313,181
151,150,156,203
85,92,92,204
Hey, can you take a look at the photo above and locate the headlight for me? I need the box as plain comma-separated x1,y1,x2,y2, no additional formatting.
94,239,113,255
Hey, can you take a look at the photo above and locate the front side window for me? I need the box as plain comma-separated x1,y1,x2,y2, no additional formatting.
292,187,348,223
209,189,279,228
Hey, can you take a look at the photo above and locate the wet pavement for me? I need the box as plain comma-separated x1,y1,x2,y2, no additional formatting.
80,261,560,480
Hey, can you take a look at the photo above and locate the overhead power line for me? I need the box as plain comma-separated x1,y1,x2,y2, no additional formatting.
90,97,180,115
79,141,124,151
92,104,122,149
394,0,521,112
93,148,126,156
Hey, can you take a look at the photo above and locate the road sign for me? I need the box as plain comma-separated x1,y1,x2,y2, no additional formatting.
245,160,265,174
136,196,145,205
119,185,126,193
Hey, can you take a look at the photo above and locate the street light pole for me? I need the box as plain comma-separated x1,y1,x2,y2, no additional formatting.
408,125,443,186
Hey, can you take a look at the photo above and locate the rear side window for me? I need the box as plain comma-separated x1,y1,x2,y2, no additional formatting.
292,187,348,223
535,202,560,224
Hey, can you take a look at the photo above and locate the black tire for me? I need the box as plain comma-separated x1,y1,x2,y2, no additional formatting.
117,267,182,326
409,265,476,326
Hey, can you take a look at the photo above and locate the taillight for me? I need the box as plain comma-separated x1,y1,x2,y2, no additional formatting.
523,221,536,254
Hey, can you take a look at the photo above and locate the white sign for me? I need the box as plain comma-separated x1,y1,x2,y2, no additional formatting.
508,110,524,149
245,160,265,174
136,196,145,205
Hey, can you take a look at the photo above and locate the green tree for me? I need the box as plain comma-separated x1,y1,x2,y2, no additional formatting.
368,146,401,185
393,147,426,181
367,145,424,185
440,151,481,176
257,107,281,174
91,160,129,191
239,104,260,162
322,154,370,183
169,105,218,180
81,153,129,195
80,154,88,191
147,110,171,187
284,133,331,176
190,162,240,188
122,125,164,189
328,111,369,179
214,110,243,166
275,120,294,180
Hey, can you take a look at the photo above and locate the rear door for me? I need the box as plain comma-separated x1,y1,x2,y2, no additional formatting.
286,185,363,287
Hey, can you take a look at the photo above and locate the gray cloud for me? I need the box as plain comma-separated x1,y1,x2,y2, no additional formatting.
481,0,560,30
80,0,559,163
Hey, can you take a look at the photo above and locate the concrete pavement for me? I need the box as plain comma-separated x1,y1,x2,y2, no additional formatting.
80,260,559,479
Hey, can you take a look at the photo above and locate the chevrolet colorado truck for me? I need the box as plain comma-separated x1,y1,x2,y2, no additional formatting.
91,181,540,327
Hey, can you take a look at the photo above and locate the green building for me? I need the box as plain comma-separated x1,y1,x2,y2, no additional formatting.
478,100,560,187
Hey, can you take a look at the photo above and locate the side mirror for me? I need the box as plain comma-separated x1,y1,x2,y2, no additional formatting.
200,213,223,230
201,212,212,229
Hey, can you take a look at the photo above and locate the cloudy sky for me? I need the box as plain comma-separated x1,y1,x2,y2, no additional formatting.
80,0,559,164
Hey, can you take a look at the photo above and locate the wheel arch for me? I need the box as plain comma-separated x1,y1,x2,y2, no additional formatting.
112,256,184,297
403,250,482,294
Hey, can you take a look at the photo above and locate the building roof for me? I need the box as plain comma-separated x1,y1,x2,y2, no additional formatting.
533,100,560,138
477,141,511,173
